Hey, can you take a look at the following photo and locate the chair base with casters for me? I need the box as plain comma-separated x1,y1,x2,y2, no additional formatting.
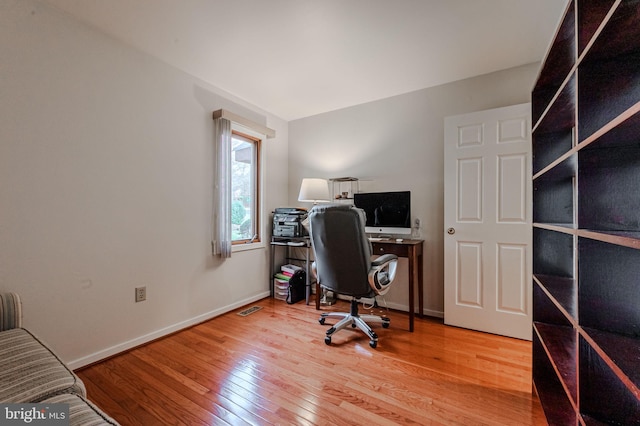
319,298,390,348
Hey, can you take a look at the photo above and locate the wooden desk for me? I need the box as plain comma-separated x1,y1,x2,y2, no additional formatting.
315,238,424,332
371,239,424,332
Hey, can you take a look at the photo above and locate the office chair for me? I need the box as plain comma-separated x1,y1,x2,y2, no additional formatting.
308,204,398,348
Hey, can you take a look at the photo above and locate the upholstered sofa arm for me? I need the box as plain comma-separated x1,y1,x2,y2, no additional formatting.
0,293,22,331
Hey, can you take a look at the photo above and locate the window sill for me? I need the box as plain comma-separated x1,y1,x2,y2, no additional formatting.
232,241,266,253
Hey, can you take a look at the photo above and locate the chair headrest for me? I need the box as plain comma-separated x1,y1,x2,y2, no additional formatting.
309,203,354,214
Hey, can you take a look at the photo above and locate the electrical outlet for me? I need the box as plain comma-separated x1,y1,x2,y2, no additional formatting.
135,286,146,302
415,218,421,228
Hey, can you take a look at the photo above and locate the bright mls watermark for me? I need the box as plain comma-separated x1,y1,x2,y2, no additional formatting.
1,404,69,425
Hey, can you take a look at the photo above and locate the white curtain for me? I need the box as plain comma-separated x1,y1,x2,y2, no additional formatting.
212,117,232,258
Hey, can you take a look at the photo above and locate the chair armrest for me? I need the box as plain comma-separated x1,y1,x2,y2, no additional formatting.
0,293,23,331
371,254,398,267
368,255,398,296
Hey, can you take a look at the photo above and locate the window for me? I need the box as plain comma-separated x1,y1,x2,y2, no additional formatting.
212,109,273,257
231,130,261,244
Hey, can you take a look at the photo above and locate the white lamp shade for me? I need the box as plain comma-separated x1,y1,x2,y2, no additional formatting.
298,178,330,203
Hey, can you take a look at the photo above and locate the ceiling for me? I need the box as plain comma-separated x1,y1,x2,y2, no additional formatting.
43,0,568,121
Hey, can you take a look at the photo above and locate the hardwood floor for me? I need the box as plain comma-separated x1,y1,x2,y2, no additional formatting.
76,298,547,425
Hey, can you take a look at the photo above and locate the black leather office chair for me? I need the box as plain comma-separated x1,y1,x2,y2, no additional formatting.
308,204,398,348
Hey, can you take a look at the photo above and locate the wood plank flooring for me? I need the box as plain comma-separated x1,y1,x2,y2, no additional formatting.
76,298,547,425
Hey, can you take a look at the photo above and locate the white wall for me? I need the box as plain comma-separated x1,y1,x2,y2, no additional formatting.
289,63,539,317
0,0,288,368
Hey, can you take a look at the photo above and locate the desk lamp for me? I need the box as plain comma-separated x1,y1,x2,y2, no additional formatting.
297,178,330,204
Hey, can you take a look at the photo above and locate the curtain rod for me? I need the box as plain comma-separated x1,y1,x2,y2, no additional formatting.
212,109,276,138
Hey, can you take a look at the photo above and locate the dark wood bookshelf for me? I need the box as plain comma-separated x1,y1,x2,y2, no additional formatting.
533,333,577,425
532,1,576,125
579,106,640,150
532,1,640,423
533,275,577,320
579,0,640,62
534,281,573,328
534,323,577,403
579,52,640,141
579,143,640,231
577,0,617,55
533,141,576,180
533,180,573,224
578,238,640,338
579,336,640,424
533,223,576,234
577,229,640,250
582,327,640,394
533,227,574,278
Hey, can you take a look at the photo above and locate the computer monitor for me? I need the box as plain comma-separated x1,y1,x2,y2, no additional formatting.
353,191,411,235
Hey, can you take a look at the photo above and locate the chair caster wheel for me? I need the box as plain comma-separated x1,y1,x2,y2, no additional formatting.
382,321,390,329
351,324,357,328
325,336,331,345
369,340,377,348
319,317,325,325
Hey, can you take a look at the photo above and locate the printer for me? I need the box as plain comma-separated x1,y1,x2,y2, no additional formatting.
272,207,308,237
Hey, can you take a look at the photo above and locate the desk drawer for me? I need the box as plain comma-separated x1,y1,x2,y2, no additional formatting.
371,243,408,257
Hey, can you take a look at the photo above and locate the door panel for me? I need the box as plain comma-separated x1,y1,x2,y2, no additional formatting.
444,103,532,340
456,241,483,307
457,158,483,222
496,243,527,314
498,154,527,223
458,123,484,147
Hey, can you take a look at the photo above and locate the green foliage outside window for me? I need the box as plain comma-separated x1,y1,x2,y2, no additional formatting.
231,201,246,225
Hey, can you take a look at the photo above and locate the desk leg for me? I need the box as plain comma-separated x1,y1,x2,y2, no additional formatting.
408,246,415,332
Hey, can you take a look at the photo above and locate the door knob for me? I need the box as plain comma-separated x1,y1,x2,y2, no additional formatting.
447,227,455,235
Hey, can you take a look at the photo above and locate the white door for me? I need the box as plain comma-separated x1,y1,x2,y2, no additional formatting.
444,103,532,340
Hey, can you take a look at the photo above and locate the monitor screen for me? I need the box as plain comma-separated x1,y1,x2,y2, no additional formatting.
353,191,411,235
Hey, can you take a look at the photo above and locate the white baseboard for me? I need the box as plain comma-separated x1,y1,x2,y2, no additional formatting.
68,291,270,370
383,300,444,319
330,294,444,319
421,308,444,319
